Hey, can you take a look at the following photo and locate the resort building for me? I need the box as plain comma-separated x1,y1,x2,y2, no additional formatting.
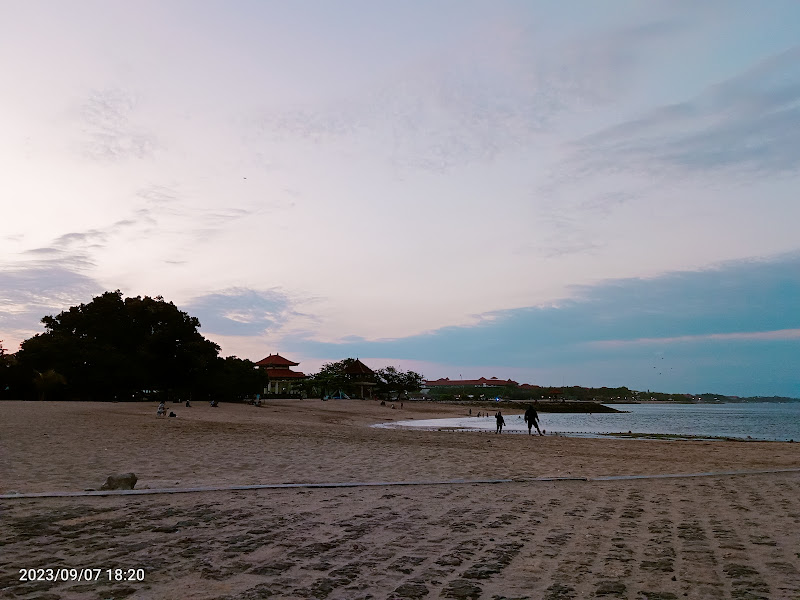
424,376,519,388
255,353,306,395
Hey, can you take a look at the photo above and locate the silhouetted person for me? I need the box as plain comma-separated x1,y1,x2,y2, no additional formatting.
495,410,505,434
524,405,543,436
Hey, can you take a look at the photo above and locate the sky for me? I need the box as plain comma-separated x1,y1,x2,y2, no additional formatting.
1,1,799,397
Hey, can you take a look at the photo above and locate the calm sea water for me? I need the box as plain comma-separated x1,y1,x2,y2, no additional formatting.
377,402,800,441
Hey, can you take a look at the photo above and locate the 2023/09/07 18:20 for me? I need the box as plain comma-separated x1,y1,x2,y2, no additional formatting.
18,567,145,582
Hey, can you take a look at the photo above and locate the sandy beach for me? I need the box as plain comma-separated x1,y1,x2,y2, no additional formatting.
2,399,800,599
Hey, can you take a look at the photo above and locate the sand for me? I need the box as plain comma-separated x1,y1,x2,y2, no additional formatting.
1,399,799,599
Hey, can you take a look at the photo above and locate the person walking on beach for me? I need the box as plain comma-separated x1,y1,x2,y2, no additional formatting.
524,405,543,436
495,410,505,434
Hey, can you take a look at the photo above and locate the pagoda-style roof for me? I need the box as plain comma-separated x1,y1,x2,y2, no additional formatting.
343,358,374,375
264,368,306,379
255,353,299,367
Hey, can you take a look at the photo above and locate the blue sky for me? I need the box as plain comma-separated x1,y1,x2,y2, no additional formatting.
1,1,798,396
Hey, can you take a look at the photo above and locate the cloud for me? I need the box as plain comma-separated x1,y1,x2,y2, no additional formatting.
77,88,157,161
275,252,799,395
20,218,144,265
136,184,180,205
53,230,109,248
132,183,260,243
570,45,800,178
284,252,800,368
588,328,800,348
0,263,104,349
245,16,684,175
184,288,299,336
23,247,61,256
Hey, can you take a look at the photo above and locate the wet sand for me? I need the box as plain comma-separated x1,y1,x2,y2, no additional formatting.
2,399,800,599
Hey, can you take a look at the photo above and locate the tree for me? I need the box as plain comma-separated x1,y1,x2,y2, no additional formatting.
375,366,424,399
308,361,423,400
17,291,220,400
203,356,269,401
33,369,67,401
0,341,35,400
308,358,386,398
310,359,355,398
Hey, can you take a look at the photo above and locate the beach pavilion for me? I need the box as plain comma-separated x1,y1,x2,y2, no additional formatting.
343,358,377,399
254,353,306,396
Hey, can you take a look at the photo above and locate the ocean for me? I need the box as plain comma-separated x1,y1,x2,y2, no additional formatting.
377,402,800,441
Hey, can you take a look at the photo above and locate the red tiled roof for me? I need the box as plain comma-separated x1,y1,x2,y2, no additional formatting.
343,358,374,375
255,353,299,367
265,368,306,379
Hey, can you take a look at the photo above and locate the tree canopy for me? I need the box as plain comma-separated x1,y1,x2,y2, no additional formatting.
17,291,222,400
310,358,365,397
8,293,425,403
0,340,30,399
308,359,424,399
374,366,424,399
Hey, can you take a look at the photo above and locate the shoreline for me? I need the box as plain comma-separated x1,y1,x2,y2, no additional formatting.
375,404,799,442
375,422,791,442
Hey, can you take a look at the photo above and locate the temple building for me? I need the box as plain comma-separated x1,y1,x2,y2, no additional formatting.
255,353,306,395
343,358,376,399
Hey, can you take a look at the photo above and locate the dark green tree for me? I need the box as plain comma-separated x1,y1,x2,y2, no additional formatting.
375,366,424,399
204,356,269,401
309,360,423,399
17,291,220,400
0,341,33,399
310,359,354,397
33,369,67,401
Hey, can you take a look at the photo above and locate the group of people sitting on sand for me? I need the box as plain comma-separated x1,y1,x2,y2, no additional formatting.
156,402,177,418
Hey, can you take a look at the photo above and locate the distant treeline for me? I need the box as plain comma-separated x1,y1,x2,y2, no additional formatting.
638,392,800,403
451,400,619,413
427,385,638,403
716,395,800,403
426,386,799,404
0,291,424,403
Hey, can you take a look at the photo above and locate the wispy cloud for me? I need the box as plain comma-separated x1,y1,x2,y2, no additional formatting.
246,17,684,175
570,45,800,179
0,264,103,349
136,184,180,205
589,328,800,348
133,183,262,244
77,88,157,161
285,252,800,366
20,217,148,265
185,288,301,336
278,252,800,395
